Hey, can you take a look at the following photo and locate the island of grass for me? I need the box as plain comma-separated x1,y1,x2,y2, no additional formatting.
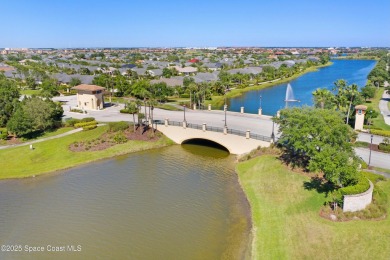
237,155,390,259
0,124,174,179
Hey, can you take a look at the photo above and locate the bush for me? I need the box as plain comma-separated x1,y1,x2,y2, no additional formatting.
113,131,128,144
0,128,8,140
120,109,130,114
70,108,83,113
74,121,98,128
378,143,390,152
353,141,369,148
370,129,390,137
339,173,370,196
80,117,95,123
362,171,386,183
109,121,129,132
65,118,81,127
82,125,97,131
363,125,382,131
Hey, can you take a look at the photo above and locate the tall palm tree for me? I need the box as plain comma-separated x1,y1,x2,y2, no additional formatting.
126,101,139,132
312,88,332,109
346,84,359,125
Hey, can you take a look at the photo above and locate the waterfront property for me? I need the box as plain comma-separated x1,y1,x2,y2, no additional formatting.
72,84,105,110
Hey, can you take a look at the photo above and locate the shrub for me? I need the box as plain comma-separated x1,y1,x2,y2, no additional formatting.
0,128,7,140
363,125,382,131
339,173,370,196
70,108,83,113
353,141,369,148
362,171,386,183
82,125,97,131
378,143,390,152
80,117,95,123
370,129,390,137
113,131,127,144
65,118,81,127
74,121,98,128
120,109,130,114
108,121,129,132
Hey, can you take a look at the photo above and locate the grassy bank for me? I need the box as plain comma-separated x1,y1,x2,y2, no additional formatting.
237,155,390,259
0,125,174,179
364,88,390,131
206,62,333,109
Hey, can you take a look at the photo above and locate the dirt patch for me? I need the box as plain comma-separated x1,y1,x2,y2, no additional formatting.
69,126,161,152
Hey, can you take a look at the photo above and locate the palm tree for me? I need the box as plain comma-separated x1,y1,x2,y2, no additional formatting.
126,101,139,132
346,84,359,125
312,88,332,109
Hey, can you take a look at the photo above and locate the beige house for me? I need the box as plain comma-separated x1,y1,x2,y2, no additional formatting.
71,84,105,110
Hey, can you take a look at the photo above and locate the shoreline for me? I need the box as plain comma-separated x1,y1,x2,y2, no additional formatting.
0,126,174,180
206,61,333,108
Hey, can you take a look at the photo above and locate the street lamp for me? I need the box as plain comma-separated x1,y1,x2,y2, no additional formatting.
369,134,373,166
259,95,262,109
224,94,227,128
271,119,275,143
183,104,186,123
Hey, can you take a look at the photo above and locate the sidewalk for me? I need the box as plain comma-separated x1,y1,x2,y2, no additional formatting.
0,128,82,150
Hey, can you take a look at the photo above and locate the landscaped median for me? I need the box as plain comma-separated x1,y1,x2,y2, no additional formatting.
0,124,174,179
236,155,390,259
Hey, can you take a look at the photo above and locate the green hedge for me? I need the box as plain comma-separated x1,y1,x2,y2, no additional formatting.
108,121,129,132
339,173,370,196
0,128,7,140
74,121,98,128
363,125,382,131
362,171,386,183
80,117,95,123
82,125,97,131
379,143,390,152
371,129,390,137
120,109,130,114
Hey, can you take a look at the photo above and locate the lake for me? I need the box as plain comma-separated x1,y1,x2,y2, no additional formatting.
227,59,377,116
0,144,250,260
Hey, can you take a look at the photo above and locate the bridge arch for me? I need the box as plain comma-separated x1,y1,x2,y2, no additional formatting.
181,138,230,153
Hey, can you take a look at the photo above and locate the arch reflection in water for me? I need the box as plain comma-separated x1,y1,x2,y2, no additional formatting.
181,138,230,157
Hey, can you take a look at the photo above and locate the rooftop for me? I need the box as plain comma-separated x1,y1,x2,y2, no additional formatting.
71,84,105,91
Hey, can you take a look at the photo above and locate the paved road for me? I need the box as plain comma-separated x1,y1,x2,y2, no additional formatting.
355,147,390,169
357,132,385,145
379,87,390,125
54,96,278,138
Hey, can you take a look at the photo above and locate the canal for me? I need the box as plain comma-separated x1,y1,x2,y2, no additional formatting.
0,144,250,260
227,59,377,116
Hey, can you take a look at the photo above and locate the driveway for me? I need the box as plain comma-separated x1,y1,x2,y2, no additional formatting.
355,147,390,169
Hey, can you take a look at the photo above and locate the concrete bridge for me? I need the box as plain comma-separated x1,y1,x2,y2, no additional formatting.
156,120,272,155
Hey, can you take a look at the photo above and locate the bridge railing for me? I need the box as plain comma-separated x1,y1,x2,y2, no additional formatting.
155,120,271,142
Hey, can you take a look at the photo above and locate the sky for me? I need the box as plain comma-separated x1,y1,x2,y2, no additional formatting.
1,0,389,48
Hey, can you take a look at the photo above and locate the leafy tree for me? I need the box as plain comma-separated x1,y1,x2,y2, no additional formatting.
361,85,376,101
69,77,82,87
40,78,59,98
0,75,20,126
274,107,358,187
7,97,63,137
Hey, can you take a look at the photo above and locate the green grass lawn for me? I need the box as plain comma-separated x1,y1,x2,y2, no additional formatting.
237,155,390,259
364,88,390,131
0,125,174,179
155,103,181,111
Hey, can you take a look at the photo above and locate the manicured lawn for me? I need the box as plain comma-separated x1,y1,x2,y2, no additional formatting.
0,125,174,179
237,155,390,259
22,127,75,140
155,103,181,111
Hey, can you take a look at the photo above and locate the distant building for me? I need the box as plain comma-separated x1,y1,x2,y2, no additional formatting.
71,84,105,110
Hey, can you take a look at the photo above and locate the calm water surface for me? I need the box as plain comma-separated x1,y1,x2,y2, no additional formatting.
0,145,250,260
228,59,377,115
